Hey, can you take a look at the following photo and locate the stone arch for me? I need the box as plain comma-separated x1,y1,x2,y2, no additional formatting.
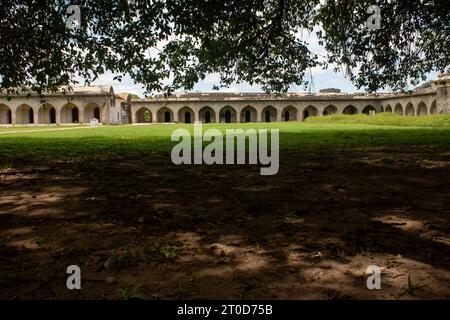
84,102,102,123
394,103,403,115
262,105,277,122
61,102,80,124
38,103,56,124
0,103,12,124
384,104,392,113
241,105,257,123
135,107,153,123
16,104,35,124
219,106,237,123
417,101,427,116
362,105,376,115
157,107,174,123
405,102,414,116
323,105,338,116
430,100,437,114
302,105,318,120
178,106,195,123
199,106,216,123
343,105,358,115
282,106,298,121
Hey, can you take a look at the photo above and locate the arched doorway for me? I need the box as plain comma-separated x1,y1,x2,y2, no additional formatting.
430,101,437,114
282,106,297,121
50,108,56,123
157,107,174,123
384,104,392,113
265,110,271,122
362,105,376,115
240,106,257,123
323,105,338,116
0,104,12,124
405,103,414,116
84,102,102,123
343,105,357,115
60,103,80,124
219,106,237,123
178,107,195,123
16,104,34,124
38,103,56,124
29,108,34,123
71,107,79,123
302,105,318,120
94,107,101,121
417,102,427,116
225,110,231,123
205,111,211,123
199,107,215,123
262,106,277,122
185,111,192,123
394,103,403,115
136,107,152,123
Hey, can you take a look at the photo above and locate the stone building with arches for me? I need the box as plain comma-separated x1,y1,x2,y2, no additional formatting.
0,86,122,126
1,73,449,126
130,73,449,124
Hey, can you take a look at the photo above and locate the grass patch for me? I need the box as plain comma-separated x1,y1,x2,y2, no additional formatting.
144,240,179,260
400,275,429,296
1,122,450,166
305,113,450,128
119,284,147,300
104,249,139,271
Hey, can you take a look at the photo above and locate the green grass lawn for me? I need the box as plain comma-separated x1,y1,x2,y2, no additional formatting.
1,115,450,299
306,112,450,127
1,118,450,165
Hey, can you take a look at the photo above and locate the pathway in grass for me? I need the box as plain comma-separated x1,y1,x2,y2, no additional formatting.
0,125,102,134
0,122,449,299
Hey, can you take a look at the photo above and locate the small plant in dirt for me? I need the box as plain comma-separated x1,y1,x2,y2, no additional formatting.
400,275,428,296
119,284,147,300
69,243,90,256
283,211,302,224
285,211,297,220
144,240,179,260
333,180,350,192
328,245,347,261
34,236,46,246
160,246,178,259
104,249,139,271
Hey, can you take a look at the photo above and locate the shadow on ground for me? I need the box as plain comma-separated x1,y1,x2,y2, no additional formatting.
1,131,450,299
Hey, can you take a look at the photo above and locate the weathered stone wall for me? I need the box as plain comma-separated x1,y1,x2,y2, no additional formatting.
434,73,450,114
0,86,121,125
129,90,439,123
2,74,448,126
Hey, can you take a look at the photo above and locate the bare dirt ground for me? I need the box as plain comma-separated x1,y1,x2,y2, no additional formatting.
1,147,450,299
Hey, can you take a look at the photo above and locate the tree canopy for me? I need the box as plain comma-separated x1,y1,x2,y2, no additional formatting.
0,0,448,95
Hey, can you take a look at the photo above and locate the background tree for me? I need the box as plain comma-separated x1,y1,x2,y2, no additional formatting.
0,0,448,95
